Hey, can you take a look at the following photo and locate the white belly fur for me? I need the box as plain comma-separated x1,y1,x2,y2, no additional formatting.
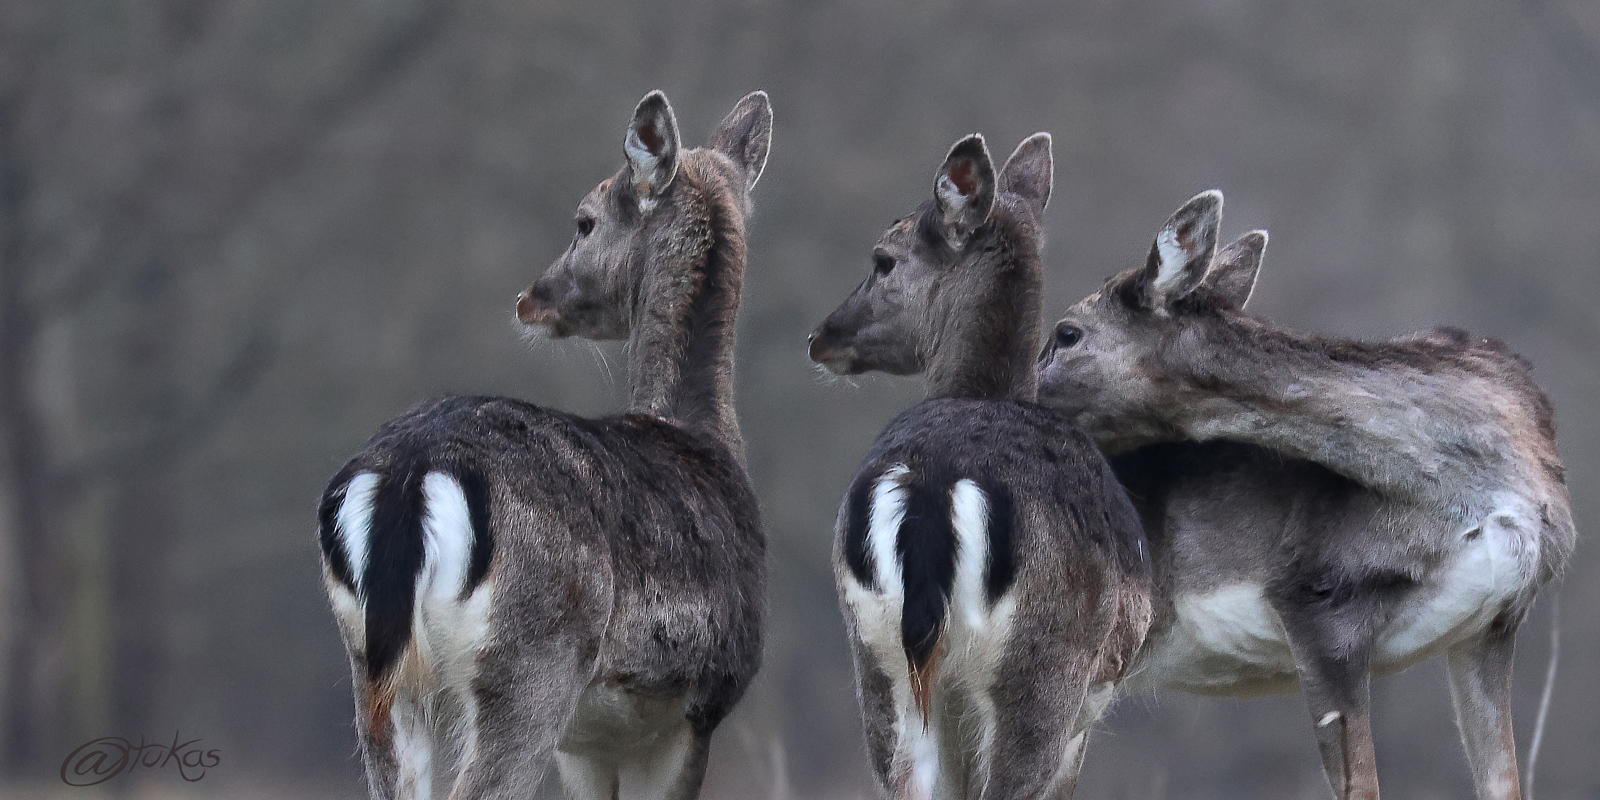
1136,497,1541,694
1131,583,1295,695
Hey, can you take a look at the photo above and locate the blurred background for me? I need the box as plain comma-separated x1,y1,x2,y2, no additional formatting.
1,0,1596,797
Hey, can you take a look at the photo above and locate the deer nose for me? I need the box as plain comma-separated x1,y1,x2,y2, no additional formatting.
516,291,552,325
808,327,848,365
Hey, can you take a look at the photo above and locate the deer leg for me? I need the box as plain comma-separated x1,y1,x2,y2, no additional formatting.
616,723,712,800
1051,679,1117,798
1445,614,1523,800
1278,612,1379,800
978,653,1093,800
842,638,904,799
553,750,615,800
350,671,402,800
448,638,593,800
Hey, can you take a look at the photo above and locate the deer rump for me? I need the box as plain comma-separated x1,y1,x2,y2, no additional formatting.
834,398,1151,796
318,395,764,757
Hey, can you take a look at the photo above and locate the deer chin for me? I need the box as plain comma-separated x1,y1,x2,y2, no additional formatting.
815,354,860,376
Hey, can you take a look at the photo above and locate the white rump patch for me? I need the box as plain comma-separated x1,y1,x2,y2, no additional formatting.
868,465,911,595
950,479,991,630
335,472,381,595
421,472,477,603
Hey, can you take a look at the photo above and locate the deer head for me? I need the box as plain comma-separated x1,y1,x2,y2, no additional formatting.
809,132,1053,400
516,89,772,340
1036,190,1267,448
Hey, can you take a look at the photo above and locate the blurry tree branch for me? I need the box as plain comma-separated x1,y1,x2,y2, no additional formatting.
53,325,282,497
33,0,460,328
0,0,458,773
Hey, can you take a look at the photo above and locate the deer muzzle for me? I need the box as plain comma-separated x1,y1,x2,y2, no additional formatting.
516,290,557,326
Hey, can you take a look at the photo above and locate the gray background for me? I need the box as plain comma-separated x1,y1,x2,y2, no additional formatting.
1,0,1596,797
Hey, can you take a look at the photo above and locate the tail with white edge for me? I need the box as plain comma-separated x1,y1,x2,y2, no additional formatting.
842,462,1020,799
318,453,495,793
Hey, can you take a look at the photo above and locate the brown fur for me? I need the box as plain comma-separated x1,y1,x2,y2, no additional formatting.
1038,191,1574,800
324,90,772,800
815,134,1154,799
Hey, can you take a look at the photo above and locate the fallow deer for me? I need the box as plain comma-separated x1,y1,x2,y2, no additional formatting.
1036,191,1574,800
809,133,1154,799
317,90,772,800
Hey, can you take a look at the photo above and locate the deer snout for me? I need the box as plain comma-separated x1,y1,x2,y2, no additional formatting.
808,325,854,372
806,327,834,363
516,283,558,325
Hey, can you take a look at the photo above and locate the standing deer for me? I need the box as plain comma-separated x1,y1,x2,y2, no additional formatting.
808,133,1154,799
316,90,772,800
1036,191,1574,800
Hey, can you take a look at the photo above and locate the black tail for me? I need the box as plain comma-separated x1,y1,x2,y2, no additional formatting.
316,455,428,740
897,479,956,677
896,476,957,719
895,473,1017,718
359,460,430,685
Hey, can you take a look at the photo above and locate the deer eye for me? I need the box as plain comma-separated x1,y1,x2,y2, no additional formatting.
575,216,595,237
873,254,895,276
1055,324,1083,349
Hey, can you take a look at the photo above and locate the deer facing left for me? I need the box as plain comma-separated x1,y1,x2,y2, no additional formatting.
317,90,772,800
810,133,1153,800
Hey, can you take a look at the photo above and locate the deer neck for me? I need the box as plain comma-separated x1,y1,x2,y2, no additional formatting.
925,238,1042,403
625,166,746,462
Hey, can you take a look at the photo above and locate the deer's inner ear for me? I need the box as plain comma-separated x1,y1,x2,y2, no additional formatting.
625,91,681,200
1144,190,1222,307
933,135,996,248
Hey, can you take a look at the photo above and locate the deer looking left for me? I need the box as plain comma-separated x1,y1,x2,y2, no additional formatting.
317,90,772,800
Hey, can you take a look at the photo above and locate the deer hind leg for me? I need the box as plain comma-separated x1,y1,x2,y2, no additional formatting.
615,724,712,800
843,634,957,800
446,636,595,800
845,642,906,798
1049,679,1118,799
1446,614,1524,800
554,681,714,800
351,673,402,799
1277,609,1379,800
976,651,1095,800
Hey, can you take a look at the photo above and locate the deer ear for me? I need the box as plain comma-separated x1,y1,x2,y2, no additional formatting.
998,132,1052,214
709,90,772,192
1203,230,1266,310
625,90,681,202
1143,190,1222,308
933,134,996,249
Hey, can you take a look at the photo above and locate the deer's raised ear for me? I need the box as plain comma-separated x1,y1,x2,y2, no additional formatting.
709,90,772,192
625,90,681,202
1143,190,1222,308
1203,230,1266,310
934,134,996,249
998,132,1052,214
